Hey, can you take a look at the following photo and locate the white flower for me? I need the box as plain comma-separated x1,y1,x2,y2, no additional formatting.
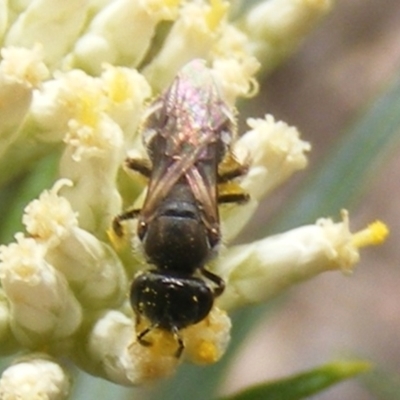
241,0,333,69
0,355,70,400
217,211,388,310
69,0,180,75
0,234,82,347
222,114,311,241
22,180,128,307
0,45,48,158
0,0,389,394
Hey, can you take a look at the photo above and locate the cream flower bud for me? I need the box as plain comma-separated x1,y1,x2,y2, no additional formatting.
216,211,387,311
46,229,129,308
222,114,310,242
0,45,48,89
242,0,333,69
70,0,180,75
0,45,48,156
0,234,82,347
23,179,78,246
0,355,70,400
23,180,128,307
0,289,16,353
211,54,260,105
210,24,260,103
83,307,231,385
143,0,229,92
0,2,7,40
36,70,129,232
84,310,180,385
184,307,231,365
60,114,124,233
5,0,90,69
28,69,104,143
239,115,310,199
101,65,152,141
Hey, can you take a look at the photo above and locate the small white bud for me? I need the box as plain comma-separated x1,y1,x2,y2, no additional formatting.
70,0,180,74
85,310,180,385
222,114,310,242
5,0,90,68
0,356,70,400
143,1,228,92
242,0,333,69
0,234,82,347
23,180,128,307
0,45,48,154
216,211,359,310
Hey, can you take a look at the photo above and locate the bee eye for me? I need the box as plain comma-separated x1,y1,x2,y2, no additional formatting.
137,221,147,240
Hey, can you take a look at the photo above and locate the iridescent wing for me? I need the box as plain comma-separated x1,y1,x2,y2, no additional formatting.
139,60,235,233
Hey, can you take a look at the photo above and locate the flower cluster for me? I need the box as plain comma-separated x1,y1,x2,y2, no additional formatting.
0,1,387,399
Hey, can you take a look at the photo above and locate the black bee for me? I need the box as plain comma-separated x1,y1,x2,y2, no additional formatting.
112,60,248,357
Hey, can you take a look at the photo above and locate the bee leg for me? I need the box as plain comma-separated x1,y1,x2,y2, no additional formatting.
217,159,250,205
218,164,249,183
172,326,185,358
218,152,249,183
137,324,184,358
201,268,225,297
112,208,141,237
125,157,152,178
137,324,155,347
217,191,250,205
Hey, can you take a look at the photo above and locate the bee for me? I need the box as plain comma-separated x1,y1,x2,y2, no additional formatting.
112,59,249,357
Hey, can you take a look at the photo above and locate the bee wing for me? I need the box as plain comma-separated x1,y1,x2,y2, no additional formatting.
139,129,217,222
185,166,219,238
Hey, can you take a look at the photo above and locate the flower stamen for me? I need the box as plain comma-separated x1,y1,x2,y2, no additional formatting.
205,0,229,31
351,220,389,249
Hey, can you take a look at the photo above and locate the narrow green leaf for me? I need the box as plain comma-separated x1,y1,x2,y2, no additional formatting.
218,360,370,400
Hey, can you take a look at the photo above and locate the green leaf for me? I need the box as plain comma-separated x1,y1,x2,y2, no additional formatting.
218,360,370,400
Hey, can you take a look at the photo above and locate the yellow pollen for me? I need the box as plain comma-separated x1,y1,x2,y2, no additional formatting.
108,71,130,103
351,220,389,248
196,340,218,363
146,0,181,14
106,227,127,250
163,0,181,8
205,0,228,31
76,92,99,127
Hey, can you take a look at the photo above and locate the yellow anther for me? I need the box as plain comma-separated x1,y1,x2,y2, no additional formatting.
145,0,181,16
351,220,389,248
163,0,181,8
76,92,99,127
205,0,228,31
195,340,218,364
107,70,130,104
107,227,127,251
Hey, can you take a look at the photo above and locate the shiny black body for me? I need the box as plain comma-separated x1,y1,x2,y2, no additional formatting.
112,60,247,357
